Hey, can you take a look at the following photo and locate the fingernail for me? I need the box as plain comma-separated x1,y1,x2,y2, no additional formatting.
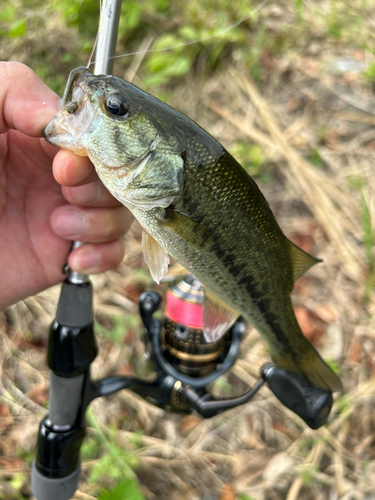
83,181,102,203
71,251,101,273
52,209,88,238
67,181,102,204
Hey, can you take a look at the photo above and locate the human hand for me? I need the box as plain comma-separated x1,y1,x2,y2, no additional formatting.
0,62,132,308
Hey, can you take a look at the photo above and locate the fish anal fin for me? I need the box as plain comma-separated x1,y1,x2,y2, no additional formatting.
142,230,170,284
288,239,322,284
202,288,239,343
161,210,212,248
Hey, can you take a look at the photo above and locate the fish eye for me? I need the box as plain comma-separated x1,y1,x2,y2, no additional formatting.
104,95,129,117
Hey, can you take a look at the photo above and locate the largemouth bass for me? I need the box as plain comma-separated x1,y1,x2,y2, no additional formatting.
45,67,342,392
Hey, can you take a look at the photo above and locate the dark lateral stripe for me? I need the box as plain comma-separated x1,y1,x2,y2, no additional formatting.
238,275,291,352
255,297,291,352
208,237,292,353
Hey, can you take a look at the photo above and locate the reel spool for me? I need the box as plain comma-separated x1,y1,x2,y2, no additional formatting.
162,275,229,377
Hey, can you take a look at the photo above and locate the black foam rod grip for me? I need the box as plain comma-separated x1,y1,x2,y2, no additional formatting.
263,366,333,429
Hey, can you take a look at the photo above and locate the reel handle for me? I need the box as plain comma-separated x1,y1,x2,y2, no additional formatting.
262,364,333,429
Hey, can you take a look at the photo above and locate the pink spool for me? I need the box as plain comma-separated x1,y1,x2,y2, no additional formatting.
165,290,203,329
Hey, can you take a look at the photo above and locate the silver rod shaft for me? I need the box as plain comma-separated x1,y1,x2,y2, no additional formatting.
68,241,89,284
68,0,122,283
94,0,122,76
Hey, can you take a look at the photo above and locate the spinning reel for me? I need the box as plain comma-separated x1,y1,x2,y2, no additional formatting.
31,273,333,500
139,275,333,422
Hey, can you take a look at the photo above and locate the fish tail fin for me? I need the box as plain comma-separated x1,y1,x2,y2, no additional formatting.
272,345,343,393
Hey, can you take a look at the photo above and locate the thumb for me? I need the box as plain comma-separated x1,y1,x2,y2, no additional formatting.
0,61,61,137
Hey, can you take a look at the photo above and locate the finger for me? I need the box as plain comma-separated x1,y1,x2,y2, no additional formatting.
62,181,122,208
51,205,133,243
69,239,125,274
0,62,60,136
53,149,98,186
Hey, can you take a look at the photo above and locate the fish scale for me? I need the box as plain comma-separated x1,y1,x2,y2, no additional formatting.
44,67,342,392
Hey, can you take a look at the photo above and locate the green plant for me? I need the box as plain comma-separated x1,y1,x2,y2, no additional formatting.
99,478,145,500
84,409,139,486
298,464,318,486
363,62,375,82
239,494,257,500
0,5,27,38
294,0,303,21
95,314,140,343
308,148,325,169
360,190,375,300
230,141,271,182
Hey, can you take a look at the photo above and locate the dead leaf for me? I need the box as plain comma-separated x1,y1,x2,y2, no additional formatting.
313,304,336,323
272,421,295,438
120,363,134,376
0,403,12,429
0,404,11,418
179,414,201,433
294,306,324,344
220,483,236,500
290,233,313,255
0,457,24,470
353,50,365,60
324,129,339,149
26,383,48,405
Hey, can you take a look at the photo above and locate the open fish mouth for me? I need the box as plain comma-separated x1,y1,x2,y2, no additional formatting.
60,66,91,107
43,74,96,155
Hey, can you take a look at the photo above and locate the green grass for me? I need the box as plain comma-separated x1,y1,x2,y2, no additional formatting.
2,0,374,97
95,314,140,344
98,479,145,500
84,408,144,498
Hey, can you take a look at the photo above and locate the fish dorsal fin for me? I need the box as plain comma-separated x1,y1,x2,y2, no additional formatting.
202,288,239,343
142,230,170,284
287,239,322,284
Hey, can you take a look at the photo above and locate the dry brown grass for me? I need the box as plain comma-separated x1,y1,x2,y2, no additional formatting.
1,1,375,499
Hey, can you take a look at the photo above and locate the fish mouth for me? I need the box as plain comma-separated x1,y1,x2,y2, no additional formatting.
43,70,96,154
43,117,89,155
60,67,91,108
43,99,93,155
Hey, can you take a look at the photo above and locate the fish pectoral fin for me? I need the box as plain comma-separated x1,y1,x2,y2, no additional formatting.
142,230,170,284
202,289,239,343
287,239,322,284
161,210,212,248
125,195,178,211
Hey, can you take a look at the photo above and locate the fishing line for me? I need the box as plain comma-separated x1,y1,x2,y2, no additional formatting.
88,0,270,69
87,0,102,68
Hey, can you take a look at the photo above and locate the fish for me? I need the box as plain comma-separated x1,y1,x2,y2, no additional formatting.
44,66,342,392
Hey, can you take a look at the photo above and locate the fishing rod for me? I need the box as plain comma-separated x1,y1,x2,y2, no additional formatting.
31,3,334,499
31,1,122,498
